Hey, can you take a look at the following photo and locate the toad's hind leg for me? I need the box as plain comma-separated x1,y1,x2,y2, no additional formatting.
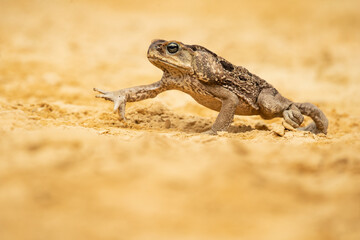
294,102,328,134
257,88,304,127
202,85,239,134
257,88,328,134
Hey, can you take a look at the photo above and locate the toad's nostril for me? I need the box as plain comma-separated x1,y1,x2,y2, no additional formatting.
155,45,164,54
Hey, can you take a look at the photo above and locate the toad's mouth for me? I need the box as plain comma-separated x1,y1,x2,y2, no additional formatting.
147,56,188,70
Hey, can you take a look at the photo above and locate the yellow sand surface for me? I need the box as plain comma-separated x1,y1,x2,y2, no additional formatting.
0,1,360,239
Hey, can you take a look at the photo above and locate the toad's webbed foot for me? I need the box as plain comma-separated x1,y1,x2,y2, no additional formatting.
94,88,127,120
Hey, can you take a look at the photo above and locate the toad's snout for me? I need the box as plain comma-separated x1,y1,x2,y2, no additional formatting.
147,39,166,57
148,39,165,54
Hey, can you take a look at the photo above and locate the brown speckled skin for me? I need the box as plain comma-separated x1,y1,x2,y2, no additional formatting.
94,39,328,134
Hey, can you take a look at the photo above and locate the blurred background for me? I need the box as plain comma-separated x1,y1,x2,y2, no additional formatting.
0,0,360,239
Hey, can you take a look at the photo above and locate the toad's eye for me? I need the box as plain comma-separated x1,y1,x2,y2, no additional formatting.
167,42,179,54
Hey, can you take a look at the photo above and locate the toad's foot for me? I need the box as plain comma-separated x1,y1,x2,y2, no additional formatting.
282,104,304,128
94,88,127,120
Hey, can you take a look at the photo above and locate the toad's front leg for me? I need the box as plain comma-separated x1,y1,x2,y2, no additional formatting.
94,80,168,120
202,84,239,135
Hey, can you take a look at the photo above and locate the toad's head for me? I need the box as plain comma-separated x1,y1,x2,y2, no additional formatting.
147,39,196,74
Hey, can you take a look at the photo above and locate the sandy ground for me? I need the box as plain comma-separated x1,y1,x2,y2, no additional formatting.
1,0,360,239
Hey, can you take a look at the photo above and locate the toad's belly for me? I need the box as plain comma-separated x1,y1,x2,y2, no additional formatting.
185,91,259,116
173,77,259,115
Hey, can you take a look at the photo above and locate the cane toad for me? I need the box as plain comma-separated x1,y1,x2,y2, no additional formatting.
94,39,328,134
